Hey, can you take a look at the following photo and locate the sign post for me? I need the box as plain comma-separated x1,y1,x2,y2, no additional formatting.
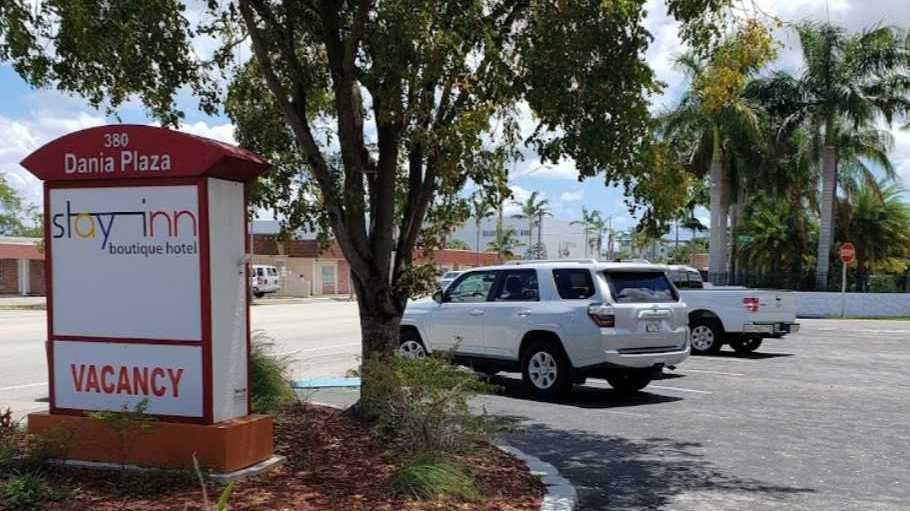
839,242,856,318
20,125,275,474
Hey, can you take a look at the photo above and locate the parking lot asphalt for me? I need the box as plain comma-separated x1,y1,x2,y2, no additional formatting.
2,302,909,509
311,318,910,511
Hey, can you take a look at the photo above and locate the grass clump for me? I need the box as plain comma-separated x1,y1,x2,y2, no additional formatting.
250,331,296,413
0,471,76,511
360,353,496,459
0,408,21,466
392,454,479,501
359,353,495,501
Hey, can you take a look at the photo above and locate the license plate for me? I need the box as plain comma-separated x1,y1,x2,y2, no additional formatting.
645,321,661,333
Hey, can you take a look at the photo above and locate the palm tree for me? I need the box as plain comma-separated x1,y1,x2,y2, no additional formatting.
487,226,524,260
470,194,495,265
772,23,910,288
570,207,599,257
512,191,550,259
588,212,608,260
837,180,910,291
736,193,808,287
537,206,552,259
659,52,764,284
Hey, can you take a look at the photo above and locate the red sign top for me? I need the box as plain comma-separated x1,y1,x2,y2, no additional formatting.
20,124,270,182
840,242,856,264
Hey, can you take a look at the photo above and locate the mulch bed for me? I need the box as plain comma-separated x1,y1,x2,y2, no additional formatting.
31,404,544,510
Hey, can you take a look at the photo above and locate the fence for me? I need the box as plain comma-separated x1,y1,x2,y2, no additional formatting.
706,270,910,293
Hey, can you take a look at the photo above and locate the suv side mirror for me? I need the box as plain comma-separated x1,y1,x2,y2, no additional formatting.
432,290,444,303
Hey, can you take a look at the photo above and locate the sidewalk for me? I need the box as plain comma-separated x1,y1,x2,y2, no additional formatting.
0,295,46,309
0,295,356,310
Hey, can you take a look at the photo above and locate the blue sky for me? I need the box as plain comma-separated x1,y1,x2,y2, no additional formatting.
2,0,909,235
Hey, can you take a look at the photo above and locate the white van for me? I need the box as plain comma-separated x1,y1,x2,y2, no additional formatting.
251,265,281,298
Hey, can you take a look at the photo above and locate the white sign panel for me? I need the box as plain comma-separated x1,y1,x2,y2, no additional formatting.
50,186,201,340
53,341,203,417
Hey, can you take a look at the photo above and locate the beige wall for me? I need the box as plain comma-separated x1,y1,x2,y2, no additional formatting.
251,255,348,297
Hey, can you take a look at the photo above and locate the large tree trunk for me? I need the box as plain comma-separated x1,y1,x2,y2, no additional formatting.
708,129,729,285
815,145,837,290
352,275,401,362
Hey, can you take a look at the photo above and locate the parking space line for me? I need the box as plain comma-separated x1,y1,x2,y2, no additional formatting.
0,382,47,392
679,368,745,376
649,384,713,395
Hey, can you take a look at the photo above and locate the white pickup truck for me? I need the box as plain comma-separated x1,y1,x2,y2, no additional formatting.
666,265,799,355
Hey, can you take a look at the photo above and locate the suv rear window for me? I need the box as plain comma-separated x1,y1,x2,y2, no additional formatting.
605,271,678,303
553,269,595,299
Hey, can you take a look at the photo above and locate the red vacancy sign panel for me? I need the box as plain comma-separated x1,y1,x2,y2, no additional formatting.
840,242,856,264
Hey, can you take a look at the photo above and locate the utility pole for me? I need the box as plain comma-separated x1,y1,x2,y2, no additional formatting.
606,215,614,260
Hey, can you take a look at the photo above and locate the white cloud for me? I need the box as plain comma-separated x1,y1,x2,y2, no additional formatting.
0,111,106,207
0,98,239,210
512,156,579,181
560,190,584,202
503,185,538,217
889,125,910,186
177,121,236,144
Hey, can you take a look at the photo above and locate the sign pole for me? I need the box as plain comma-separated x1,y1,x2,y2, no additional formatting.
841,261,847,318
838,242,855,319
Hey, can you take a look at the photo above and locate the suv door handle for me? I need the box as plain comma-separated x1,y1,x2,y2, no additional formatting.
517,309,532,318
469,309,485,317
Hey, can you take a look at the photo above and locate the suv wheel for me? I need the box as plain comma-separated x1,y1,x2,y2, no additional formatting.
730,338,762,354
398,331,427,359
521,341,571,400
606,369,653,394
690,319,723,355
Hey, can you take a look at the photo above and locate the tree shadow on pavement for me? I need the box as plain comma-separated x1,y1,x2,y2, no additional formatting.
488,374,684,409
496,416,816,510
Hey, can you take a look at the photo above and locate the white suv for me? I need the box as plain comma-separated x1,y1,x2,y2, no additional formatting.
400,260,690,398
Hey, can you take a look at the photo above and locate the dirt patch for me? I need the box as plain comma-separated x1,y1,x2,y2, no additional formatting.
30,404,543,510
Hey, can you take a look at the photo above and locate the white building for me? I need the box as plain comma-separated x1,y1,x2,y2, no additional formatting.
449,216,595,260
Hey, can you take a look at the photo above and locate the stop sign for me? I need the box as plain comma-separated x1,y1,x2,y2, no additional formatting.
840,242,856,264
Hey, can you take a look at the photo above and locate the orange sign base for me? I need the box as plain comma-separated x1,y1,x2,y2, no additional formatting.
27,412,273,473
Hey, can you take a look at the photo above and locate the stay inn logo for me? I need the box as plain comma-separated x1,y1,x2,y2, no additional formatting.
52,198,198,257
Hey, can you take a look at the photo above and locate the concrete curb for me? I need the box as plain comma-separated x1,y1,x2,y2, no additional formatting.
45,455,287,483
496,444,578,511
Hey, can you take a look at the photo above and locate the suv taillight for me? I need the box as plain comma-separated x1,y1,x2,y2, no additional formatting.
743,297,760,313
587,303,615,327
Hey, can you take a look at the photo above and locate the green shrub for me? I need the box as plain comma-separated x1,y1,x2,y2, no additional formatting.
250,332,296,413
0,408,21,466
88,399,155,468
24,424,73,464
0,472,74,510
392,454,479,501
360,353,495,459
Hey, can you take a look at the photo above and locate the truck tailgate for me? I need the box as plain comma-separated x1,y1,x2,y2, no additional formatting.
752,290,797,323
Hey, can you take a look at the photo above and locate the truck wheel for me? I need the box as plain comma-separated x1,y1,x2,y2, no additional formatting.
606,369,653,394
398,331,427,359
690,319,723,355
731,338,762,354
521,341,572,400
253,291,265,299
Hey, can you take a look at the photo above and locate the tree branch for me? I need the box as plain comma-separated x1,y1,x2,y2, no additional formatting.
240,0,371,277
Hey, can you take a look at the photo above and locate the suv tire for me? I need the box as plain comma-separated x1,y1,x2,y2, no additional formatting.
606,368,653,394
690,318,723,355
521,341,572,400
730,338,762,354
398,331,427,359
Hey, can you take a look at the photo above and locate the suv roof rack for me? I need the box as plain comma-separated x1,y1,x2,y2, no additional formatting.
503,258,598,265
